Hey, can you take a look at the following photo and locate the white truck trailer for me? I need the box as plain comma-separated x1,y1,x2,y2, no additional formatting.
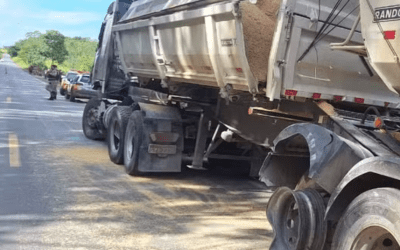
83,0,400,248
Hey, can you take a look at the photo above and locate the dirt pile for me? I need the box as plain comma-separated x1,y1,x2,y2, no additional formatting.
240,0,281,82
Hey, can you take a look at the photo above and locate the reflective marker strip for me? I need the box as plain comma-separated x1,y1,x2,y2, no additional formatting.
285,90,298,96
9,133,21,168
312,93,321,99
384,30,396,40
333,96,343,102
354,98,365,104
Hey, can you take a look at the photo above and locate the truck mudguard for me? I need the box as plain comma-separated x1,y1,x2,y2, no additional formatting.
135,102,184,172
325,156,400,221
259,123,373,193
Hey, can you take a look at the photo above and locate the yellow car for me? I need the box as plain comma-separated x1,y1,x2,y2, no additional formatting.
60,71,80,96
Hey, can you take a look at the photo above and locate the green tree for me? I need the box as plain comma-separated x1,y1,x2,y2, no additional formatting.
25,31,42,39
8,39,27,57
61,37,97,71
8,30,98,72
41,30,68,65
7,46,19,57
18,36,46,68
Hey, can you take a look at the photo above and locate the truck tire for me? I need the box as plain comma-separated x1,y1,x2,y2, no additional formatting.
107,106,132,164
123,110,144,176
70,95,75,102
65,93,70,99
60,88,65,96
331,188,400,250
82,97,105,140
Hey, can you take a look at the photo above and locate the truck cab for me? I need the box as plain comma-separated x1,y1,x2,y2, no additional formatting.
92,0,132,94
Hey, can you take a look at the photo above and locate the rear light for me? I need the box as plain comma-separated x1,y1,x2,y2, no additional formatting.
333,96,343,102
354,98,365,104
384,30,396,40
285,90,298,96
74,85,78,90
236,68,243,73
312,93,321,99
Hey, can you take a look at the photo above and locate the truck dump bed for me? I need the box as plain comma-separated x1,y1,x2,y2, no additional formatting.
360,0,400,95
112,0,400,107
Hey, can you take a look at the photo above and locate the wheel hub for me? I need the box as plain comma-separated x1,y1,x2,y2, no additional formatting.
352,227,400,250
87,108,98,128
267,187,327,250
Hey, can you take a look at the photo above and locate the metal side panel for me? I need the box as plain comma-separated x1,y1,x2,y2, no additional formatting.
119,0,229,22
360,0,400,95
154,2,252,90
117,25,160,79
114,1,257,92
279,2,400,107
294,0,360,30
266,0,292,100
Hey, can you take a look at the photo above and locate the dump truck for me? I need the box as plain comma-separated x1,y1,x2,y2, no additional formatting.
83,0,400,248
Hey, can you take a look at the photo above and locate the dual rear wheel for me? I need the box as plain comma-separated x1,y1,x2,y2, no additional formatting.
106,106,143,175
83,98,144,175
107,106,133,164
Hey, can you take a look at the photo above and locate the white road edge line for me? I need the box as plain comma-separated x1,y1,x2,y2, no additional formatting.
9,133,21,168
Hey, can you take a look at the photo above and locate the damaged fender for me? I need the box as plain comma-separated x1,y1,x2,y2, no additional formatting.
259,123,373,193
325,156,400,220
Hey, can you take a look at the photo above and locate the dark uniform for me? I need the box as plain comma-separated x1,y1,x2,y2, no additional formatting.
45,65,61,100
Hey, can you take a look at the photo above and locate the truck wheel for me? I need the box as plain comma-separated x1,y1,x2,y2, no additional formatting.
82,98,105,140
65,93,70,99
124,110,144,176
107,106,132,164
60,89,65,96
332,188,400,250
267,187,327,250
70,95,75,102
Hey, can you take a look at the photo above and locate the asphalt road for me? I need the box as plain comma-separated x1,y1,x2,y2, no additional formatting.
0,54,273,250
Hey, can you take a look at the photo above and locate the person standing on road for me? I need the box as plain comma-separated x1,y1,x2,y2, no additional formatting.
45,65,61,100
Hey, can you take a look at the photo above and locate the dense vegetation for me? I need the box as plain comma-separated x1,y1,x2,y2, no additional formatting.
7,30,98,73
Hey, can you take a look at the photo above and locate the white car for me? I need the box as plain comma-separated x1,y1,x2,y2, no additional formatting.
60,71,80,96
65,74,90,100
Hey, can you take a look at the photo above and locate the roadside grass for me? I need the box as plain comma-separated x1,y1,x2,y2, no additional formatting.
10,56,73,77
11,56,73,74
11,56,30,69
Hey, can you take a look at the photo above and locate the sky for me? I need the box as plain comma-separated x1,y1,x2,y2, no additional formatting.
0,0,113,47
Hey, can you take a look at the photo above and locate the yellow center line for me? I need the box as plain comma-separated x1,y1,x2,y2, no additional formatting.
9,133,21,168
6,97,11,103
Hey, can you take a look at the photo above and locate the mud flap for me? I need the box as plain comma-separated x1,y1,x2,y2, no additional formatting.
137,103,183,172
